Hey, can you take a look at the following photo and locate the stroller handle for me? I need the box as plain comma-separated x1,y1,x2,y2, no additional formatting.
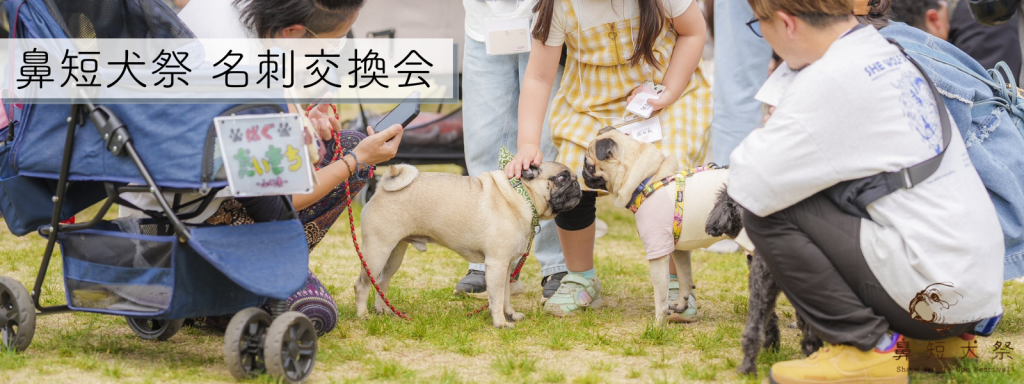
78,103,193,242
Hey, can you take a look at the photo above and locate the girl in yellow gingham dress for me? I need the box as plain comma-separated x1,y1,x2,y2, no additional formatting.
505,0,711,317
550,0,712,179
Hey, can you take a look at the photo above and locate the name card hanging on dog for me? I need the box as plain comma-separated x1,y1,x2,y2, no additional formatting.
616,116,663,143
214,113,315,197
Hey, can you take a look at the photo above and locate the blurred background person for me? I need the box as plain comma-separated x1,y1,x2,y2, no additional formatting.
890,0,1022,72
950,0,1020,71
890,0,952,39
708,0,771,168
702,0,772,254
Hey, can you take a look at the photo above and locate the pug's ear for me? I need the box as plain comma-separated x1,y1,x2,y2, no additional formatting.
522,165,540,180
595,138,616,161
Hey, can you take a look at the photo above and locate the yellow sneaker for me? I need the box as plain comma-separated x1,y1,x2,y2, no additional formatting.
907,334,978,373
769,342,909,384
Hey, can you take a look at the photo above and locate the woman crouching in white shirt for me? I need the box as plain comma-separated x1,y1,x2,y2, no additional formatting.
729,0,1005,383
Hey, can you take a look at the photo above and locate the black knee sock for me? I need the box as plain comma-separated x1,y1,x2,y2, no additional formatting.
555,191,598,231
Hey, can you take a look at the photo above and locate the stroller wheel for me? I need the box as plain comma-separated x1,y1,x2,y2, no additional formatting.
264,311,317,383
125,317,184,341
224,307,271,380
0,276,36,352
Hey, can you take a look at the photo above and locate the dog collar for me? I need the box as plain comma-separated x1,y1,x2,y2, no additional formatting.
628,176,653,209
499,147,541,235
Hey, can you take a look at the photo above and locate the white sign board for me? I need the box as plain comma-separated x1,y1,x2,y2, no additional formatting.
214,113,314,197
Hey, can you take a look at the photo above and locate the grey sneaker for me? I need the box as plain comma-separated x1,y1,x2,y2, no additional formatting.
453,270,524,300
541,272,567,300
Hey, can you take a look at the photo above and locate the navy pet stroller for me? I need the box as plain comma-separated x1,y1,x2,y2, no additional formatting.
0,0,317,382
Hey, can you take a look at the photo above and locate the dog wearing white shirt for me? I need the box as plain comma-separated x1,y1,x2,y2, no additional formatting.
582,127,755,324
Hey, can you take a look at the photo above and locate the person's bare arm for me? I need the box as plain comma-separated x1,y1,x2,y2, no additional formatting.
291,124,403,210
287,98,403,210
634,4,707,111
506,41,563,178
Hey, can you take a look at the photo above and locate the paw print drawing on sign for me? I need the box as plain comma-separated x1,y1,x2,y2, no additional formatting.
229,128,243,143
277,122,292,137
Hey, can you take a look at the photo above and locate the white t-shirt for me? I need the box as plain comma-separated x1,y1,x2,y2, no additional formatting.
463,0,539,43
544,0,692,46
177,0,252,38
729,26,1004,324
119,0,250,223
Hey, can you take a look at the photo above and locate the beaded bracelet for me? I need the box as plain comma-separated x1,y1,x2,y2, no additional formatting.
341,152,356,177
344,150,375,182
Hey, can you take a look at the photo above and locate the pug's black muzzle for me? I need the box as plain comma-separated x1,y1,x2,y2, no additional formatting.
550,179,583,213
582,159,606,190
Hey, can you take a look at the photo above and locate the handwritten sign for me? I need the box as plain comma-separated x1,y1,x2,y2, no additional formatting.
214,113,314,197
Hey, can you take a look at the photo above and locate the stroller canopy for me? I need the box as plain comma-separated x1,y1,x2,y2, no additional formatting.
4,0,283,189
0,0,287,236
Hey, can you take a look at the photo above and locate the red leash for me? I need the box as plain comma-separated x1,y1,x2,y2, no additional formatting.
306,100,407,319
342,179,409,319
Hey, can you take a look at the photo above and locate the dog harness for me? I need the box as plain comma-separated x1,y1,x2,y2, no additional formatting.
626,167,712,244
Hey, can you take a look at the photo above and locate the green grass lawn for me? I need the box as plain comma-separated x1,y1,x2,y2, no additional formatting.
1,164,1021,383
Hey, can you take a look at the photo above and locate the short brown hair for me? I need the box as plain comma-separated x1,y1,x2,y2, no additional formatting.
748,0,854,27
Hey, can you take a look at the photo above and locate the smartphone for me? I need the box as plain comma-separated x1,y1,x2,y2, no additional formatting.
374,91,420,132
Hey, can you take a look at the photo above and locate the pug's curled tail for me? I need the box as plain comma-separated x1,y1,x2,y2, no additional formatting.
379,164,419,192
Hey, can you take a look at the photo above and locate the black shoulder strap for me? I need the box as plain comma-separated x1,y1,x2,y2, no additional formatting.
823,40,956,219
882,39,953,190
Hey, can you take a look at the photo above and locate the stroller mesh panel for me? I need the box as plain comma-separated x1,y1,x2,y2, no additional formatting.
58,221,178,314
41,0,193,39
61,226,172,268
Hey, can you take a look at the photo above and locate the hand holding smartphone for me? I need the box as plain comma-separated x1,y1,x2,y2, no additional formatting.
373,91,420,140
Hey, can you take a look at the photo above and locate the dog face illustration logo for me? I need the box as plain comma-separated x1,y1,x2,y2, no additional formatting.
908,282,963,335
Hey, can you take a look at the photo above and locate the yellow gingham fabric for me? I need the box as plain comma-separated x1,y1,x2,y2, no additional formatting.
550,0,713,191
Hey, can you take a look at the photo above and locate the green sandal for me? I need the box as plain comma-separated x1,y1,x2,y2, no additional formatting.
543,274,602,317
667,278,698,323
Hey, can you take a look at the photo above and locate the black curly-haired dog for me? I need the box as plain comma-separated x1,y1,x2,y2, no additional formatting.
704,186,823,377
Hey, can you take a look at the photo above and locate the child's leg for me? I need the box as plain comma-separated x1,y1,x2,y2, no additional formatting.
545,192,602,316
556,224,595,272
554,192,598,272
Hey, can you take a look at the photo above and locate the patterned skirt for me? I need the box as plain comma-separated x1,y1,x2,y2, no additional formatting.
200,130,367,336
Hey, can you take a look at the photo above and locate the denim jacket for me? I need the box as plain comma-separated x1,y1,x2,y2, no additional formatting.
881,22,1024,280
